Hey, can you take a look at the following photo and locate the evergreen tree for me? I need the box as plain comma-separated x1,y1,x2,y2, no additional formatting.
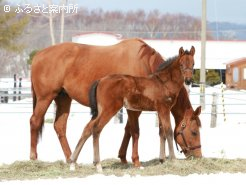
193,69,221,86
0,0,29,52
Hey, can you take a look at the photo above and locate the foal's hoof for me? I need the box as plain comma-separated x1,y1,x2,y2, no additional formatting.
139,166,144,170
70,163,76,171
168,156,176,160
96,163,103,173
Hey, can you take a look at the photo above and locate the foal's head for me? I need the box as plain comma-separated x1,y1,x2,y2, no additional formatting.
174,106,202,158
178,46,195,85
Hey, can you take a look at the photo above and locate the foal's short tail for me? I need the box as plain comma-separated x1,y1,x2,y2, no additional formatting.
89,80,99,119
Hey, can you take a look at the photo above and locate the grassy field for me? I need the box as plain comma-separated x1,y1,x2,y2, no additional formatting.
1,158,246,180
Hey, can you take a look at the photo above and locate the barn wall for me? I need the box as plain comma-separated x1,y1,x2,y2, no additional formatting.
226,60,246,89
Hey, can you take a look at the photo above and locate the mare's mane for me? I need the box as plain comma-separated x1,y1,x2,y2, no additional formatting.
138,39,164,65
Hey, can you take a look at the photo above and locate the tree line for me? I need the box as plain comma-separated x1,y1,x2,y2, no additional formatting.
0,0,229,78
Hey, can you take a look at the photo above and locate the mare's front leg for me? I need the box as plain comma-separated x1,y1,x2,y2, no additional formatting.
118,110,141,166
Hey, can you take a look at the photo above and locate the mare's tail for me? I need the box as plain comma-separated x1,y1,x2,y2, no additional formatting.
89,80,99,119
31,82,44,140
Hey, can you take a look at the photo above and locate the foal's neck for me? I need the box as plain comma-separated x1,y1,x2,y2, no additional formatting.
157,58,184,89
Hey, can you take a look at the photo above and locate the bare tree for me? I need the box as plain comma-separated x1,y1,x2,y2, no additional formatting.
20,0,77,45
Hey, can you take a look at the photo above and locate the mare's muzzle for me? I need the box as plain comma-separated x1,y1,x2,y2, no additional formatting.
185,78,192,85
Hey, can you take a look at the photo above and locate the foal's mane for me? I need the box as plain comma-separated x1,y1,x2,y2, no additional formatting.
157,56,178,72
157,50,191,72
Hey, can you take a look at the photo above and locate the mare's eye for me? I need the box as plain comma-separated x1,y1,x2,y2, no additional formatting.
191,131,198,136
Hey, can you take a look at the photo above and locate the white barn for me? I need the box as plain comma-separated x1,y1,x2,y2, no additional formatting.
72,32,246,70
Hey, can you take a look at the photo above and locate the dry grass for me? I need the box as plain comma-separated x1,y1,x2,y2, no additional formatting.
1,158,246,180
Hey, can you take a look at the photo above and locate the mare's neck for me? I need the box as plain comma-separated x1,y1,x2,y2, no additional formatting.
171,87,192,126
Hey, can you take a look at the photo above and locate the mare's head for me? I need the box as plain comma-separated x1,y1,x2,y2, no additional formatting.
174,106,202,158
178,46,195,85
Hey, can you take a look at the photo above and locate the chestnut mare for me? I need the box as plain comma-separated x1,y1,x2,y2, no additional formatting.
69,46,196,171
118,86,202,166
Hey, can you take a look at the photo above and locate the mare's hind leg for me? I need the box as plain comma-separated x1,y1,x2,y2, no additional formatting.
30,98,53,160
118,110,141,165
54,93,72,163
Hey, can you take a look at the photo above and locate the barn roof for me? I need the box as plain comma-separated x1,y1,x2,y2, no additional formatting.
226,58,246,67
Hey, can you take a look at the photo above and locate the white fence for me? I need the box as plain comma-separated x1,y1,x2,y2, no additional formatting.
1,78,246,127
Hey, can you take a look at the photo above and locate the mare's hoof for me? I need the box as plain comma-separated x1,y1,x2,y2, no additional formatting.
159,159,165,164
30,153,37,160
120,158,128,164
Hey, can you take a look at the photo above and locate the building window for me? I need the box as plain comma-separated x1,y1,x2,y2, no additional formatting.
244,68,246,80
233,67,239,82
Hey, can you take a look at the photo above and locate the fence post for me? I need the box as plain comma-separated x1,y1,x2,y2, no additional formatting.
18,77,22,101
221,82,226,123
210,92,218,128
114,108,123,124
13,74,17,101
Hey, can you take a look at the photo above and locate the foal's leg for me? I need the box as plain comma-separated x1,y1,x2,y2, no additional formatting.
70,118,98,164
118,110,141,166
165,122,176,159
158,108,173,162
158,116,166,163
92,102,123,172
159,111,175,161
30,97,53,160
54,93,72,163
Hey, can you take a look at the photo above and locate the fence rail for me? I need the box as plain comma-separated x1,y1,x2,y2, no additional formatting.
1,79,246,127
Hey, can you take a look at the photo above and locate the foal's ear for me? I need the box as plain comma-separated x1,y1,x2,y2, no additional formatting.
179,46,184,56
190,46,195,56
194,106,201,116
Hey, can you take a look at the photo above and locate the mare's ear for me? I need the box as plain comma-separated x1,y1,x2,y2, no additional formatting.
190,46,195,56
194,106,201,116
179,46,184,56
